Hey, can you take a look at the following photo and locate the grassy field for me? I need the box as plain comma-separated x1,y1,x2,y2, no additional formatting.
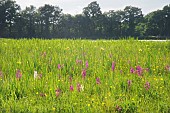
0,38,170,113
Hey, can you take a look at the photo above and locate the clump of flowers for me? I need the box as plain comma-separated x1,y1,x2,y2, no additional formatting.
144,81,150,90
96,77,101,84
77,83,84,92
130,66,149,76
136,66,143,76
16,69,22,80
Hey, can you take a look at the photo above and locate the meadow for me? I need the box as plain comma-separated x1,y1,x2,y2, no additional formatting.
0,38,170,113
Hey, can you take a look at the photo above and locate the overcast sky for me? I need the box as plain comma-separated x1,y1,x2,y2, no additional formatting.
15,0,170,15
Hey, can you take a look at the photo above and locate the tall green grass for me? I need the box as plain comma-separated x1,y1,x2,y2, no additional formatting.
0,39,170,112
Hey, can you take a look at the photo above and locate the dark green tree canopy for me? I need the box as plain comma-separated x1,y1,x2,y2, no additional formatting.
83,1,102,18
0,0,169,39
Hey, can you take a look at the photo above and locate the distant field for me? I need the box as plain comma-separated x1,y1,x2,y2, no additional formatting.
0,39,170,112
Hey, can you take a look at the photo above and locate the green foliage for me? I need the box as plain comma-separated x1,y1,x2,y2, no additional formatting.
0,39,170,112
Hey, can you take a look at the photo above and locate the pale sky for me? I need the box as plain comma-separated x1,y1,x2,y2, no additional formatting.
15,0,170,15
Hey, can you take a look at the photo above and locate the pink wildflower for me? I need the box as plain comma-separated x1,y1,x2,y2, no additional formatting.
76,59,82,64
144,81,150,90
136,66,143,76
127,80,132,88
70,85,74,91
58,64,61,70
77,83,81,92
77,83,84,92
16,69,22,79
82,69,86,79
85,60,89,69
55,89,61,97
130,67,135,73
112,62,115,71
96,77,101,84
116,105,122,112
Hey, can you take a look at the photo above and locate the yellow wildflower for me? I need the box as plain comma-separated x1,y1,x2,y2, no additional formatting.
102,102,105,106
52,107,56,111
100,47,105,51
17,61,21,64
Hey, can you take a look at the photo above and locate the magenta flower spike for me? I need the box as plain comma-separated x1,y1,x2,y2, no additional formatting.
16,69,22,79
112,62,115,71
70,85,74,91
58,64,61,70
127,80,132,88
144,81,150,90
130,67,135,73
85,60,89,69
136,66,143,76
96,77,101,84
82,69,86,79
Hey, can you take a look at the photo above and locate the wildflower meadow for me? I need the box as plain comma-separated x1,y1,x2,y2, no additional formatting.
0,39,170,112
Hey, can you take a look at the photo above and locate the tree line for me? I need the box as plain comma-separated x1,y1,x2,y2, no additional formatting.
0,0,170,39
